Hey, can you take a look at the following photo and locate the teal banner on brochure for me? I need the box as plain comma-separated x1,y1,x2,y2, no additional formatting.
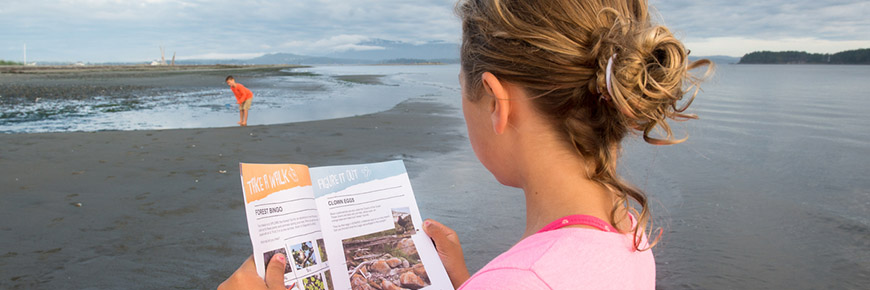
309,160,408,198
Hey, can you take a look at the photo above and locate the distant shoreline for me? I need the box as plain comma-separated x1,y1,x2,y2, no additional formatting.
0,64,306,103
738,48,870,65
0,64,305,75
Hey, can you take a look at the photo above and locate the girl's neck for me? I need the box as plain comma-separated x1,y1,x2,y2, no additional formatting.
518,150,617,239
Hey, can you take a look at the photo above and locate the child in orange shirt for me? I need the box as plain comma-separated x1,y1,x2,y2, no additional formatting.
226,75,253,126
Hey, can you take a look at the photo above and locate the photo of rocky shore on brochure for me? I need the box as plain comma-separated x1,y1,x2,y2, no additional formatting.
342,208,430,290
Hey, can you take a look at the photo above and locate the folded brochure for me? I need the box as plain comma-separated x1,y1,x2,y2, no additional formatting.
239,160,452,290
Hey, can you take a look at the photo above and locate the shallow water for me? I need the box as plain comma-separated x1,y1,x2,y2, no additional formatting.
0,65,460,133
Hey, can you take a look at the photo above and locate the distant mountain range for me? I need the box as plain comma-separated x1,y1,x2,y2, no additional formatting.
691,55,741,65
325,39,459,61
176,39,461,65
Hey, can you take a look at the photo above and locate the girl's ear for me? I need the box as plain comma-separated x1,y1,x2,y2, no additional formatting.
481,72,511,135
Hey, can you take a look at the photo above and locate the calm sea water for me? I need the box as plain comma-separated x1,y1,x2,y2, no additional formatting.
318,64,870,289
410,64,870,289
622,64,870,289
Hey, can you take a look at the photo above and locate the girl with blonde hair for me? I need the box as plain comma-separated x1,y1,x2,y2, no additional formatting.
422,0,710,288
220,0,709,288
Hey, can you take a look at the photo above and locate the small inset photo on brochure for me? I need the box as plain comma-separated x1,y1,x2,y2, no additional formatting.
263,247,293,275
323,270,334,290
391,207,416,235
316,238,328,262
302,272,327,290
290,240,318,270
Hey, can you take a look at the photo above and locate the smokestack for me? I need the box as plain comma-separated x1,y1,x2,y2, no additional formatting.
23,43,26,65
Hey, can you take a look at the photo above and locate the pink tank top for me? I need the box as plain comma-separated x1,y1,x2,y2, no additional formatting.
535,214,621,234
458,214,655,289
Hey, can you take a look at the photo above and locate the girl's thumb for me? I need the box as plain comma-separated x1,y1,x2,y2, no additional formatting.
424,219,460,249
264,253,287,289
423,219,470,289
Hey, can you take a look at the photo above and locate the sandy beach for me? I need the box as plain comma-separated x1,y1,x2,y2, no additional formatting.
0,64,536,289
0,63,529,289
0,92,508,288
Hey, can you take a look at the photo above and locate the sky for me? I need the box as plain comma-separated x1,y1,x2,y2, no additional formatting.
1,0,868,62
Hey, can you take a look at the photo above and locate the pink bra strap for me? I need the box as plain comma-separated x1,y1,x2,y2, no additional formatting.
537,214,620,234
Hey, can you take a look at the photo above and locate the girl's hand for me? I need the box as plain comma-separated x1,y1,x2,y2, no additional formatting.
218,254,291,290
424,219,471,289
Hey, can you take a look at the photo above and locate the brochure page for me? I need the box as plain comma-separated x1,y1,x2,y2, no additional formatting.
240,160,451,290
311,160,451,290
240,163,332,290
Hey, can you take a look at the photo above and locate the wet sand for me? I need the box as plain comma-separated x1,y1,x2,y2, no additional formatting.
332,74,386,85
0,95,510,289
0,65,303,101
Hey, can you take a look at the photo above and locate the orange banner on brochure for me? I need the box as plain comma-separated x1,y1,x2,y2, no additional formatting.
240,163,311,204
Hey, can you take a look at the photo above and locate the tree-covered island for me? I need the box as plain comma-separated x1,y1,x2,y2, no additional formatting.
0,60,24,66
739,48,870,64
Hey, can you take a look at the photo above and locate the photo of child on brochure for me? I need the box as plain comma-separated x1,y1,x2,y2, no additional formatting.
342,207,430,290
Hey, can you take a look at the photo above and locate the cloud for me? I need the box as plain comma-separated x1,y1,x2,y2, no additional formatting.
179,52,265,60
333,44,386,52
651,0,870,41
684,37,870,57
646,0,870,56
281,35,385,55
1,0,868,61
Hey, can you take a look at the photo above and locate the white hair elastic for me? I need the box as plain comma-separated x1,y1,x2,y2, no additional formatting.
604,53,616,101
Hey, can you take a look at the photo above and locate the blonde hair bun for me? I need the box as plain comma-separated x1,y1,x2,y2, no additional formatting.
457,0,712,250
